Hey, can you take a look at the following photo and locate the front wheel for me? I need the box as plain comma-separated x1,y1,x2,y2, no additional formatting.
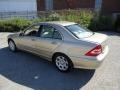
8,40,17,52
53,54,73,72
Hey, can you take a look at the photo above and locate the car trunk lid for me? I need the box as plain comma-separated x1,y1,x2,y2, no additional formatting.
83,32,108,52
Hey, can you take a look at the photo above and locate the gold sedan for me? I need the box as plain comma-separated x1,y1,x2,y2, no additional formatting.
8,21,109,72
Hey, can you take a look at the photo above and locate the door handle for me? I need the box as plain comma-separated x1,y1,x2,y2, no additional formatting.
51,41,57,45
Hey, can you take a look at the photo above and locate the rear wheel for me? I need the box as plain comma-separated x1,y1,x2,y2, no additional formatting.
8,40,17,52
53,54,73,72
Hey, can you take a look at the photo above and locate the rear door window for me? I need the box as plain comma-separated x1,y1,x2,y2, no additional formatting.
39,25,62,40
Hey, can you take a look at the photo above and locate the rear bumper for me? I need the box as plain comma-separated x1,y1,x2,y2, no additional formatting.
70,46,109,69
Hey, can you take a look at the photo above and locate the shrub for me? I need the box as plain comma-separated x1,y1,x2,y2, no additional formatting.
46,12,61,21
60,10,94,28
115,16,120,32
89,15,114,31
0,18,32,32
77,10,94,28
32,12,61,23
32,17,46,23
0,10,115,32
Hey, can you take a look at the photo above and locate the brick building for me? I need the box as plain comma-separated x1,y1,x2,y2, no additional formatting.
37,0,96,11
101,0,120,16
53,0,95,10
37,0,120,16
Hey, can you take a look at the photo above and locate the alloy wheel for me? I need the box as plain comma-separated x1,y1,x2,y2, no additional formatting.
9,41,16,51
55,56,69,71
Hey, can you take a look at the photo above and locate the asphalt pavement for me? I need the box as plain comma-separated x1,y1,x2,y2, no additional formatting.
0,32,120,90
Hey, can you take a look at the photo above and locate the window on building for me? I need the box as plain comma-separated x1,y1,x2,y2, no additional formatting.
45,0,53,10
95,0,102,12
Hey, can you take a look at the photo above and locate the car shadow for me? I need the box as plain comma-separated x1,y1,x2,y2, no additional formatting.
0,47,95,90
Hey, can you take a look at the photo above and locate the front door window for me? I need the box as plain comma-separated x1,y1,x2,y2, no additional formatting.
24,25,40,36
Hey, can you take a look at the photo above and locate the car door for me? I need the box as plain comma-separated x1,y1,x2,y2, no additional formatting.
34,24,63,58
16,25,40,53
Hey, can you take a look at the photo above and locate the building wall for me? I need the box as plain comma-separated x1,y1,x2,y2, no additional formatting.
37,0,45,11
53,0,95,10
53,0,68,10
101,0,120,15
37,0,95,11
36,0,120,15
0,0,37,12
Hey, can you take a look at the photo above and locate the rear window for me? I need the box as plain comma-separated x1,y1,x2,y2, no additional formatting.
65,24,93,38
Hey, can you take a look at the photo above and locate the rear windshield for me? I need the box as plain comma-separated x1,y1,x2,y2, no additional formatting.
65,24,93,38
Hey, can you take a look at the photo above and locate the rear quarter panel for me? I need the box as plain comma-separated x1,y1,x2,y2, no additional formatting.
53,40,97,58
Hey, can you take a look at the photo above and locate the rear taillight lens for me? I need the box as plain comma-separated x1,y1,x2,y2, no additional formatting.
85,45,102,56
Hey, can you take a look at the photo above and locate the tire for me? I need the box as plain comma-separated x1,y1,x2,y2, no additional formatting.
8,40,17,52
53,54,73,72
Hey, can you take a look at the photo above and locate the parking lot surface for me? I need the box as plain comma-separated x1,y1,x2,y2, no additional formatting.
0,32,120,90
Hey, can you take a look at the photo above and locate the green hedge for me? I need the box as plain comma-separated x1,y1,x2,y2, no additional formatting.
0,10,115,32
89,15,115,31
60,10,94,28
0,18,32,32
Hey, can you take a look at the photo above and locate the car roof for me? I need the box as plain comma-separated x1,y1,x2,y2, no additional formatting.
39,21,76,26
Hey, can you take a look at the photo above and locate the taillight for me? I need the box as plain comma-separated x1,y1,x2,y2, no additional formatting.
85,45,102,56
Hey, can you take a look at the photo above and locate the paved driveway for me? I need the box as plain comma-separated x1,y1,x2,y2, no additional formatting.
0,32,120,90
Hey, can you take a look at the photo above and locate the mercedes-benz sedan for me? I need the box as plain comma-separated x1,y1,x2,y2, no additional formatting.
8,21,109,72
